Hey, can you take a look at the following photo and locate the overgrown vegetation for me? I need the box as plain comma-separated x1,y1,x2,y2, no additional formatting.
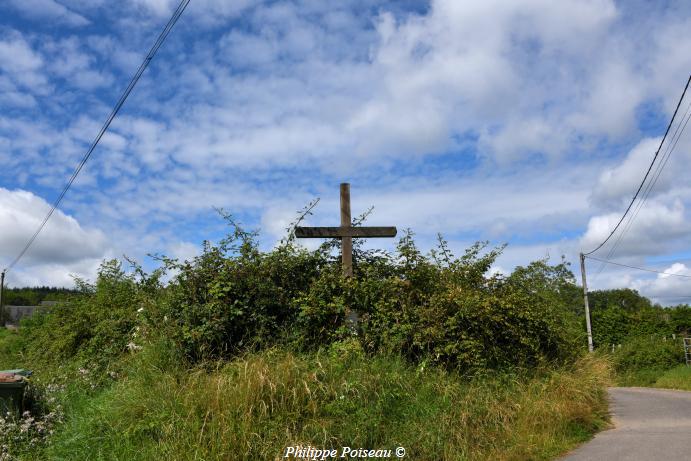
589,288,691,348
609,336,686,386
31,344,610,461
581,288,691,387
653,365,691,391
0,216,615,460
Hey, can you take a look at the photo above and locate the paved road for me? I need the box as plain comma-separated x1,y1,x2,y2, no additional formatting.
561,387,691,460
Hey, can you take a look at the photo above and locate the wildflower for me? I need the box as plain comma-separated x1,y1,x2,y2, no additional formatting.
126,341,142,352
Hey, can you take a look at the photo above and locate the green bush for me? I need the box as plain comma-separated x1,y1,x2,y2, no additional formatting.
8,216,588,377
18,259,155,378
153,219,328,361
611,336,685,373
142,222,586,371
358,238,583,370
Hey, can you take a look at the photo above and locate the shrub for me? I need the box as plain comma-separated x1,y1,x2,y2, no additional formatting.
18,259,155,379
153,217,329,361
611,336,685,373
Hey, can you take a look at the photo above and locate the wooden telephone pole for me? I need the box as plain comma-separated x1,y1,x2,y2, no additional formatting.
579,253,594,352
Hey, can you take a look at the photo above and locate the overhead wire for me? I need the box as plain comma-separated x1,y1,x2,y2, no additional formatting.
585,255,691,279
604,97,691,261
584,74,691,257
2,0,192,274
591,95,691,279
588,76,691,280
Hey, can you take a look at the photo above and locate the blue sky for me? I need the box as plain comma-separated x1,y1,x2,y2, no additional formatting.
1,0,691,304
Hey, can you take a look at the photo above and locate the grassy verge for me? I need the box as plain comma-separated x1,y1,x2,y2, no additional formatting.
652,365,691,391
14,341,610,461
0,327,23,370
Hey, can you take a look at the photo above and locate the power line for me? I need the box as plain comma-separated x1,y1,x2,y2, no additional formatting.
590,93,691,280
2,0,192,274
602,96,691,262
591,93,691,280
584,75,691,256
585,255,691,279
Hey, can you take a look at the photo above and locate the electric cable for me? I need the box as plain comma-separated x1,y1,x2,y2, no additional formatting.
584,75,691,256
585,255,691,279
2,0,192,274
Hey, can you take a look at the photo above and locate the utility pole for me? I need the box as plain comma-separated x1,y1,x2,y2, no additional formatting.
579,253,594,352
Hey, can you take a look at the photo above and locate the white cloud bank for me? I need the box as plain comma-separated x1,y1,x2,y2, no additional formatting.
2,0,691,304
0,188,109,286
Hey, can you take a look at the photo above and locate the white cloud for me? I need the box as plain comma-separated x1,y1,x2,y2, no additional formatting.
581,199,689,257
6,0,90,27
0,189,109,285
0,31,49,94
631,263,691,305
167,241,200,262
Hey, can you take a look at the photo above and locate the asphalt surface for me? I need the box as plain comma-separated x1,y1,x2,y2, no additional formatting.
561,387,691,460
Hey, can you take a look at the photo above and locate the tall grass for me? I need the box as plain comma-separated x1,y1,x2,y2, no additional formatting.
35,341,611,461
653,365,691,391
0,327,23,370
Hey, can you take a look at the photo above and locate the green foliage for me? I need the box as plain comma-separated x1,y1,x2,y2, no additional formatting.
104,219,584,372
668,305,691,335
610,336,685,386
588,289,691,348
359,241,583,371
3,216,591,375
1,286,76,306
653,365,691,391
589,288,653,312
0,328,23,370
17,260,156,377
151,215,328,361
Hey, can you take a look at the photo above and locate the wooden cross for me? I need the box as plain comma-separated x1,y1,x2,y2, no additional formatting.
295,183,397,277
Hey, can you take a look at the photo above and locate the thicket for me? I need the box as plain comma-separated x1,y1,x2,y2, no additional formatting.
586,289,691,386
588,288,691,348
6,215,593,377
0,216,614,460
103,217,585,372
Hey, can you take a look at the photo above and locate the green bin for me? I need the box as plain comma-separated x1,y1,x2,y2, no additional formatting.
0,371,28,417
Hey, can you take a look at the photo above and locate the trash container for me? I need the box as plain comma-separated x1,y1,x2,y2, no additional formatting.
0,371,28,417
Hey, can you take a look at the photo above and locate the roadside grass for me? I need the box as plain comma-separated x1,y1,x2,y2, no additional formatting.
616,368,666,387
653,365,691,391
0,327,23,370
28,341,611,461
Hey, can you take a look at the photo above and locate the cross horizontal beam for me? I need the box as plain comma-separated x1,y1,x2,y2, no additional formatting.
295,226,397,238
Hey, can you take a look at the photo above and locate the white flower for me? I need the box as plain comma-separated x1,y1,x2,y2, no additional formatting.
126,342,142,352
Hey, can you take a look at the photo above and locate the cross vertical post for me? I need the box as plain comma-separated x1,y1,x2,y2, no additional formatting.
340,183,353,277
0,270,5,327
